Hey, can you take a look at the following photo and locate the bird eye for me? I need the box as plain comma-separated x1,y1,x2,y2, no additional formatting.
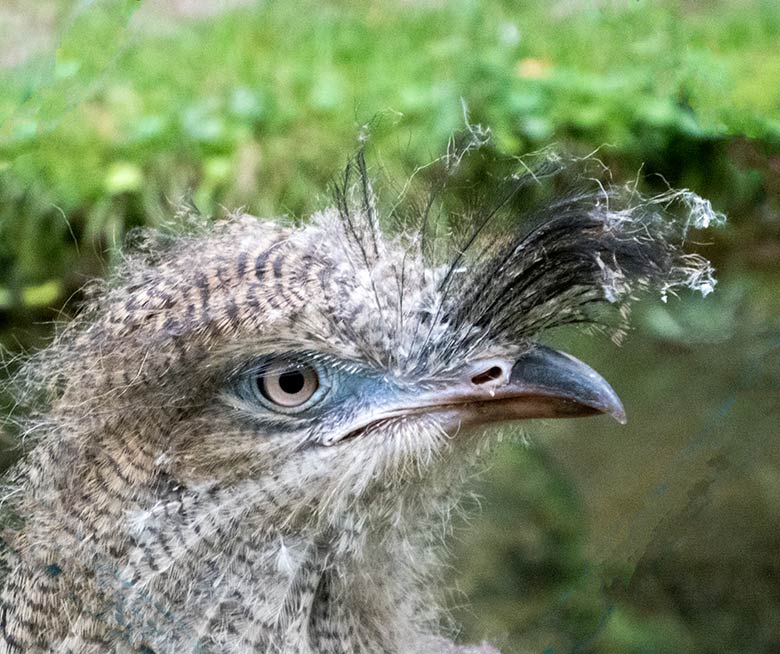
259,365,319,407
246,359,329,414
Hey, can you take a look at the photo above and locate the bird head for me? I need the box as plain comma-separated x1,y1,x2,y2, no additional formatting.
12,155,719,554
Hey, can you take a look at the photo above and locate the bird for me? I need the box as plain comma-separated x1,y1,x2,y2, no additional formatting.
0,147,719,654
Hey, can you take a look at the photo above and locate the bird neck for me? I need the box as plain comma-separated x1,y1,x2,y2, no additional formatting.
222,483,455,653
17,437,466,653
113,477,458,653
254,529,445,653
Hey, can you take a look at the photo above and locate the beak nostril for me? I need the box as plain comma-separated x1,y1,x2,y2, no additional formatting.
471,366,505,386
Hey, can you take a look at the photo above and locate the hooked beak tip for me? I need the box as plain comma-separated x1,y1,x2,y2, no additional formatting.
603,398,627,425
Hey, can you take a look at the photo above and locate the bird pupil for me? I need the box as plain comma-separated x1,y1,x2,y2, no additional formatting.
278,370,305,394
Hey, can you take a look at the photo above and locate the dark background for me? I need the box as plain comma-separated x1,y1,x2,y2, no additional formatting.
1,1,779,652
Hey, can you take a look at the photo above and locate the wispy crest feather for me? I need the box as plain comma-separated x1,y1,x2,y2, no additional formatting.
331,141,722,369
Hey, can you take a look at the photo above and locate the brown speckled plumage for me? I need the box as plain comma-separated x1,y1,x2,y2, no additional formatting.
0,151,719,653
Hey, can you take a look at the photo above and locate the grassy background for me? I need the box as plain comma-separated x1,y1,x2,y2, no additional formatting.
1,1,779,652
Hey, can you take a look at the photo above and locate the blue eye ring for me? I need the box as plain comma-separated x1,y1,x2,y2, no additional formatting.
244,357,331,415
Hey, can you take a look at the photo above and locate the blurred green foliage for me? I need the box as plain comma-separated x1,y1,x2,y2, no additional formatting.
1,1,779,652
1,0,779,324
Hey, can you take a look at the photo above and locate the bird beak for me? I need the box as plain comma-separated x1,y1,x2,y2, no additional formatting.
329,345,625,445
445,344,627,427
